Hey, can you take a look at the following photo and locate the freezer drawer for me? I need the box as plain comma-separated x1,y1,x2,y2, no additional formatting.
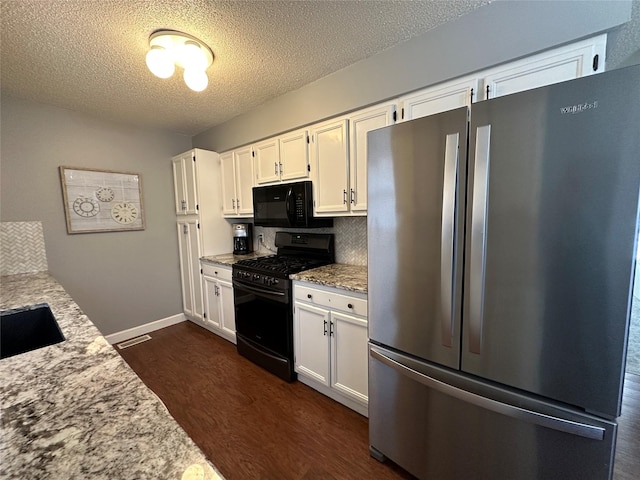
369,344,617,480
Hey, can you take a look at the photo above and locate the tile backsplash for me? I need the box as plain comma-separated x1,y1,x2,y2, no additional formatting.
254,216,367,266
1,221,49,276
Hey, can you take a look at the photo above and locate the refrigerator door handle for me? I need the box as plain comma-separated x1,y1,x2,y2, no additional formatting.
469,125,491,354
370,346,606,441
440,132,459,347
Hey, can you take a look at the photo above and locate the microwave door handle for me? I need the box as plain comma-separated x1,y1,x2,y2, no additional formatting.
285,186,295,224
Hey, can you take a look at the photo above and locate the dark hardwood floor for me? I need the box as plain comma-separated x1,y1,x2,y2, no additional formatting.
116,321,414,480
117,321,640,480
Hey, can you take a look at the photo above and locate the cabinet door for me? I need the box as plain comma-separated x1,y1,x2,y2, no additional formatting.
254,138,280,185
177,219,202,322
187,219,204,323
183,151,199,215
218,279,236,342
202,275,221,329
234,147,255,216
172,156,187,215
481,34,606,99
294,302,330,386
349,103,395,213
331,311,368,404
279,128,309,181
177,221,193,317
310,119,349,215
220,152,237,215
399,77,478,122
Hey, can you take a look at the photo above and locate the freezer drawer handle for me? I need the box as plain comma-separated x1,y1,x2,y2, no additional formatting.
370,347,605,441
440,132,459,347
469,125,491,354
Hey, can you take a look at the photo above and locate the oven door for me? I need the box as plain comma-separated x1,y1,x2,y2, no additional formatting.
233,278,292,358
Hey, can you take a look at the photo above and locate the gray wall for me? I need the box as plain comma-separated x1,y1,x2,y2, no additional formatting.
193,0,635,152
0,95,192,335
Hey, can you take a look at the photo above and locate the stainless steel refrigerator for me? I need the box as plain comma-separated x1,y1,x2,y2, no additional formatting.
367,64,640,480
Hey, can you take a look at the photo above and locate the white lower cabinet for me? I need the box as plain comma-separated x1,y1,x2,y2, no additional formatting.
177,219,204,323
293,281,368,416
201,263,236,344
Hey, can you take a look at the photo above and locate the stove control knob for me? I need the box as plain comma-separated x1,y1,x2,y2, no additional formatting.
254,274,260,281
273,279,279,285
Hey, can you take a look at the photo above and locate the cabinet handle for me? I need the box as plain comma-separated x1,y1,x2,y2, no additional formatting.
215,285,219,296
323,319,328,336
274,162,278,175
232,198,236,209
350,189,355,204
236,198,240,208
279,162,283,175
343,189,347,204
214,271,218,275
347,303,353,309
307,293,312,299
329,321,334,336
181,199,187,210
182,224,188,234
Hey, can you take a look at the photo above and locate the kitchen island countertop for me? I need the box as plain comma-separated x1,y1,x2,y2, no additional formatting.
0,272,223,480
290,263,367,294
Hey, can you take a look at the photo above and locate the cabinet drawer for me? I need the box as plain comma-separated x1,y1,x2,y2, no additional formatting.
201,263,232,281
295,285,367,317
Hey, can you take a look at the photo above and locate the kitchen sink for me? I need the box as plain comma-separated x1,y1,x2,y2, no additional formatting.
1,304,65,359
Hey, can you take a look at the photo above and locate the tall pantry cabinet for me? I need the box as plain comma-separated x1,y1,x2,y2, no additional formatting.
172,148,232,324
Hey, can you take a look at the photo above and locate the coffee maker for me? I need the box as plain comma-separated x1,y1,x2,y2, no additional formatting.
233,223,253,255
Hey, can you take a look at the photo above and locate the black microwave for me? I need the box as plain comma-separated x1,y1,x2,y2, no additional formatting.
253,181,333,228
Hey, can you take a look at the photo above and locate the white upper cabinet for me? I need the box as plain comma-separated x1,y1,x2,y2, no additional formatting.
254,128,310,185
279,128,310,182
216,34,607,219
254,137,280,184
220,151,237,215
221,147,254,217
348,102,396,213
172,151,199,215
480,34,607,100
398,76,479,122
309,117,350,215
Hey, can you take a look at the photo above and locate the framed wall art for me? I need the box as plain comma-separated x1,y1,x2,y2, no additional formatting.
59,166,145,234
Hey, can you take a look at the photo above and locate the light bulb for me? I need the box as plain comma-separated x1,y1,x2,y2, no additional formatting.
184,68,208,92
146,46,175,79
180,42,208,71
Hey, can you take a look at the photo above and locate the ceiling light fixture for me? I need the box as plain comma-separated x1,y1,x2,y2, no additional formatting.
145,30,214,92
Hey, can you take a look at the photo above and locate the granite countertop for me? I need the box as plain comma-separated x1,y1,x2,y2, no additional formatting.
201,250,271,266
290,264,368,294
0,272,223,480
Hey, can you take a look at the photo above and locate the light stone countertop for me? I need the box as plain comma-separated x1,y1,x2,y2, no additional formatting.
0,272,223,480
290,263,368,294
201,251,271,266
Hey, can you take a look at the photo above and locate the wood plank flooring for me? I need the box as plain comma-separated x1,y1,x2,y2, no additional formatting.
117,321,413,480
117,321,640,480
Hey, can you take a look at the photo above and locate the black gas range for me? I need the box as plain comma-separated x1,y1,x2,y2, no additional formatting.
232,232,334,381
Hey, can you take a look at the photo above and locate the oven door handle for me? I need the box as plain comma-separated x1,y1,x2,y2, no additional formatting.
233,279,286,297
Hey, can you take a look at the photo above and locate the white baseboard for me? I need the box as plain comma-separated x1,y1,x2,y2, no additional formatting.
297,374,369,417
104,313,186,345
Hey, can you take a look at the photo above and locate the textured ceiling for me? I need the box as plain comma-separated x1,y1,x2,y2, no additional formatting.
1,0,490,136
